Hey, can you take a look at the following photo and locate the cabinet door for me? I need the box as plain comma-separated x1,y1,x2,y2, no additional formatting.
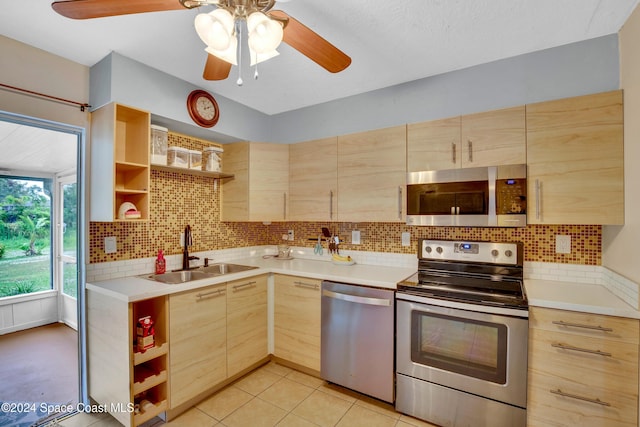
274,275,321,372
221,142,249,221
460,105,526,168
527,91,623,224
338,125,407,222
227,275,268,378
407,116,461,172
249,142,289,221
169,284,226,407
289,137,338,221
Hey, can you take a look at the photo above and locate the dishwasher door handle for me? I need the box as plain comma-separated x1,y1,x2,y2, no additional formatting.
322,289,391,306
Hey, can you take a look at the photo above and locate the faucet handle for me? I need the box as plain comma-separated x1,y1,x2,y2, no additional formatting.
204,257,210,267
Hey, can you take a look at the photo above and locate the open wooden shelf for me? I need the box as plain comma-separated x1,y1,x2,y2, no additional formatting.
151,163,234,179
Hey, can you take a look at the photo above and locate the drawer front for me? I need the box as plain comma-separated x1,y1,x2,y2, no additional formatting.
527,369,638,427
530,307,639,344
529,328,638,395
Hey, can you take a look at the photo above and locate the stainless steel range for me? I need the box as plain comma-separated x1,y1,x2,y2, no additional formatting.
396,239,528,427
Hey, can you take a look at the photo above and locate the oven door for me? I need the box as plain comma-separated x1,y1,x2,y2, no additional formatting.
396,294,528,408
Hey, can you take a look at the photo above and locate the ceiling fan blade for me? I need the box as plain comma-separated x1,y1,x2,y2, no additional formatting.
203,54,232,81
51,0,185,19
269,10,351,73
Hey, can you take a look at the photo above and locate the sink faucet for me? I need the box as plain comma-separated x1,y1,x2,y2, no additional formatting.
182,225,199,270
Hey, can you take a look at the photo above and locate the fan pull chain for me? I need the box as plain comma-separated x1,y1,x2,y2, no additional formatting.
236,20,243,86
254,61,259,80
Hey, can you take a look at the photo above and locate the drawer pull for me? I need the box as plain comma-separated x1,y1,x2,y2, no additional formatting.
550,389,611,407
197,288,225,300
551,342,612,357
552,320,614,333
232,281,256,291
294,281,319,290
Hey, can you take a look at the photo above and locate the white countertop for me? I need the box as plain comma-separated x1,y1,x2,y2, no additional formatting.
87,256,418,303
524,279,640,319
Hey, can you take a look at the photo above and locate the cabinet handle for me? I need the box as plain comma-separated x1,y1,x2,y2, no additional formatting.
232,281,256,292
549,389,611,407
329,190,333,220
398,186,403,220
551,342,612,357
452,142,456,164
294,281,319,290
535,179,541,220
283,192,287,220
197,288,225,300
468,139,473,163
552,320,614,333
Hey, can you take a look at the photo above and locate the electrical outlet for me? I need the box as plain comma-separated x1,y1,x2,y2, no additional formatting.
402,232,411,247
287,229,294,241
556,235,571,254
104,236,117,254
352,230,361,245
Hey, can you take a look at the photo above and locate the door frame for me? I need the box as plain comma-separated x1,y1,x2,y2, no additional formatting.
0,110,88,405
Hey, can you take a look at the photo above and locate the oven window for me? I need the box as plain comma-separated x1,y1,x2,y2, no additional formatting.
407,181,488,215
410,310,507,384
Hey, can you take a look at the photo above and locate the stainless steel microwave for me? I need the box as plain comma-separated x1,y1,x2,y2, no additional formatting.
406,164,526,227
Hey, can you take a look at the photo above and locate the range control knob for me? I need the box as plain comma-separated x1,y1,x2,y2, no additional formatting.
491,249,499,257
425,246,432,254
436,246,443,254
505,250,513,258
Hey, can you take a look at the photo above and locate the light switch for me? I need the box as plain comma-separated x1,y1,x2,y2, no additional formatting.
104,236,117,254
352,230,361,245
556,235,571,254
402,232,411,247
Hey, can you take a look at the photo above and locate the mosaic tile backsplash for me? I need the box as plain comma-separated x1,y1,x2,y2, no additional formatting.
89,134,601,265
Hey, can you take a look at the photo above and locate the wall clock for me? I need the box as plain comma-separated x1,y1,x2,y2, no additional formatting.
186,90,220,128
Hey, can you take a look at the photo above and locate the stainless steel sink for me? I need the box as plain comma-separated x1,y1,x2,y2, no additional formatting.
145,270,210,284
142,263,258,284
199,263,259,275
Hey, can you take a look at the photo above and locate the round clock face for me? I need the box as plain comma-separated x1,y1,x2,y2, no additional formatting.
187,90,219,128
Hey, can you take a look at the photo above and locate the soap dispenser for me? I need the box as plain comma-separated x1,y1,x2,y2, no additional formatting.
155,249,166,274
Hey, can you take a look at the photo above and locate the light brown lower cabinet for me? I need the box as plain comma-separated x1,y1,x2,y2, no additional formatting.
527,307,639,427
226,275,268,377
169,283,227,408
274,274,322,372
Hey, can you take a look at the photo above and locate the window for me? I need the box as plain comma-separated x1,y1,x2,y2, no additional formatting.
0,177,53,297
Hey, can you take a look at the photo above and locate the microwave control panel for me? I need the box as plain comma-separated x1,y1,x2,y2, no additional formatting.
496,178,526,214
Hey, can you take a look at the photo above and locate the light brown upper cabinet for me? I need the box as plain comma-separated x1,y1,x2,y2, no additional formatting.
407,106,526,171
526,90,624,225
338,125,407,222
221,142,289,222
90,103,150,221
289,137,338,221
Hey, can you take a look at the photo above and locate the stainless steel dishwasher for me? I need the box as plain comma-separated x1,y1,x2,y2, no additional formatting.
321,280,395,403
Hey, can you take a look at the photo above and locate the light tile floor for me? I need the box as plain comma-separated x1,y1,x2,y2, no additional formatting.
50,362,438,427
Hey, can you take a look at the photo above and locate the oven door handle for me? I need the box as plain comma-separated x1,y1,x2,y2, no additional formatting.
322,289,391,307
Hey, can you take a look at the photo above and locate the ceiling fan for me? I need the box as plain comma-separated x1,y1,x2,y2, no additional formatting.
50,0,352,82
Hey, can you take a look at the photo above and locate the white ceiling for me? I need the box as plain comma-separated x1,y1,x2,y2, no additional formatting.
0,120,77,174
0,0,639,116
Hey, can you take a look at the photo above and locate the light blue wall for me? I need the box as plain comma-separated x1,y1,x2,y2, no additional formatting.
90,34,620,144
270,35,620,143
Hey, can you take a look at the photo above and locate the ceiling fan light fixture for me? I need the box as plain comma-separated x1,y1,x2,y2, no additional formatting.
247,11,283,54
205,34,238,65
195,8,234,51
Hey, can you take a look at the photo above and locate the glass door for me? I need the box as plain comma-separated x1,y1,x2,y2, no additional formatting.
58,175,77,327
